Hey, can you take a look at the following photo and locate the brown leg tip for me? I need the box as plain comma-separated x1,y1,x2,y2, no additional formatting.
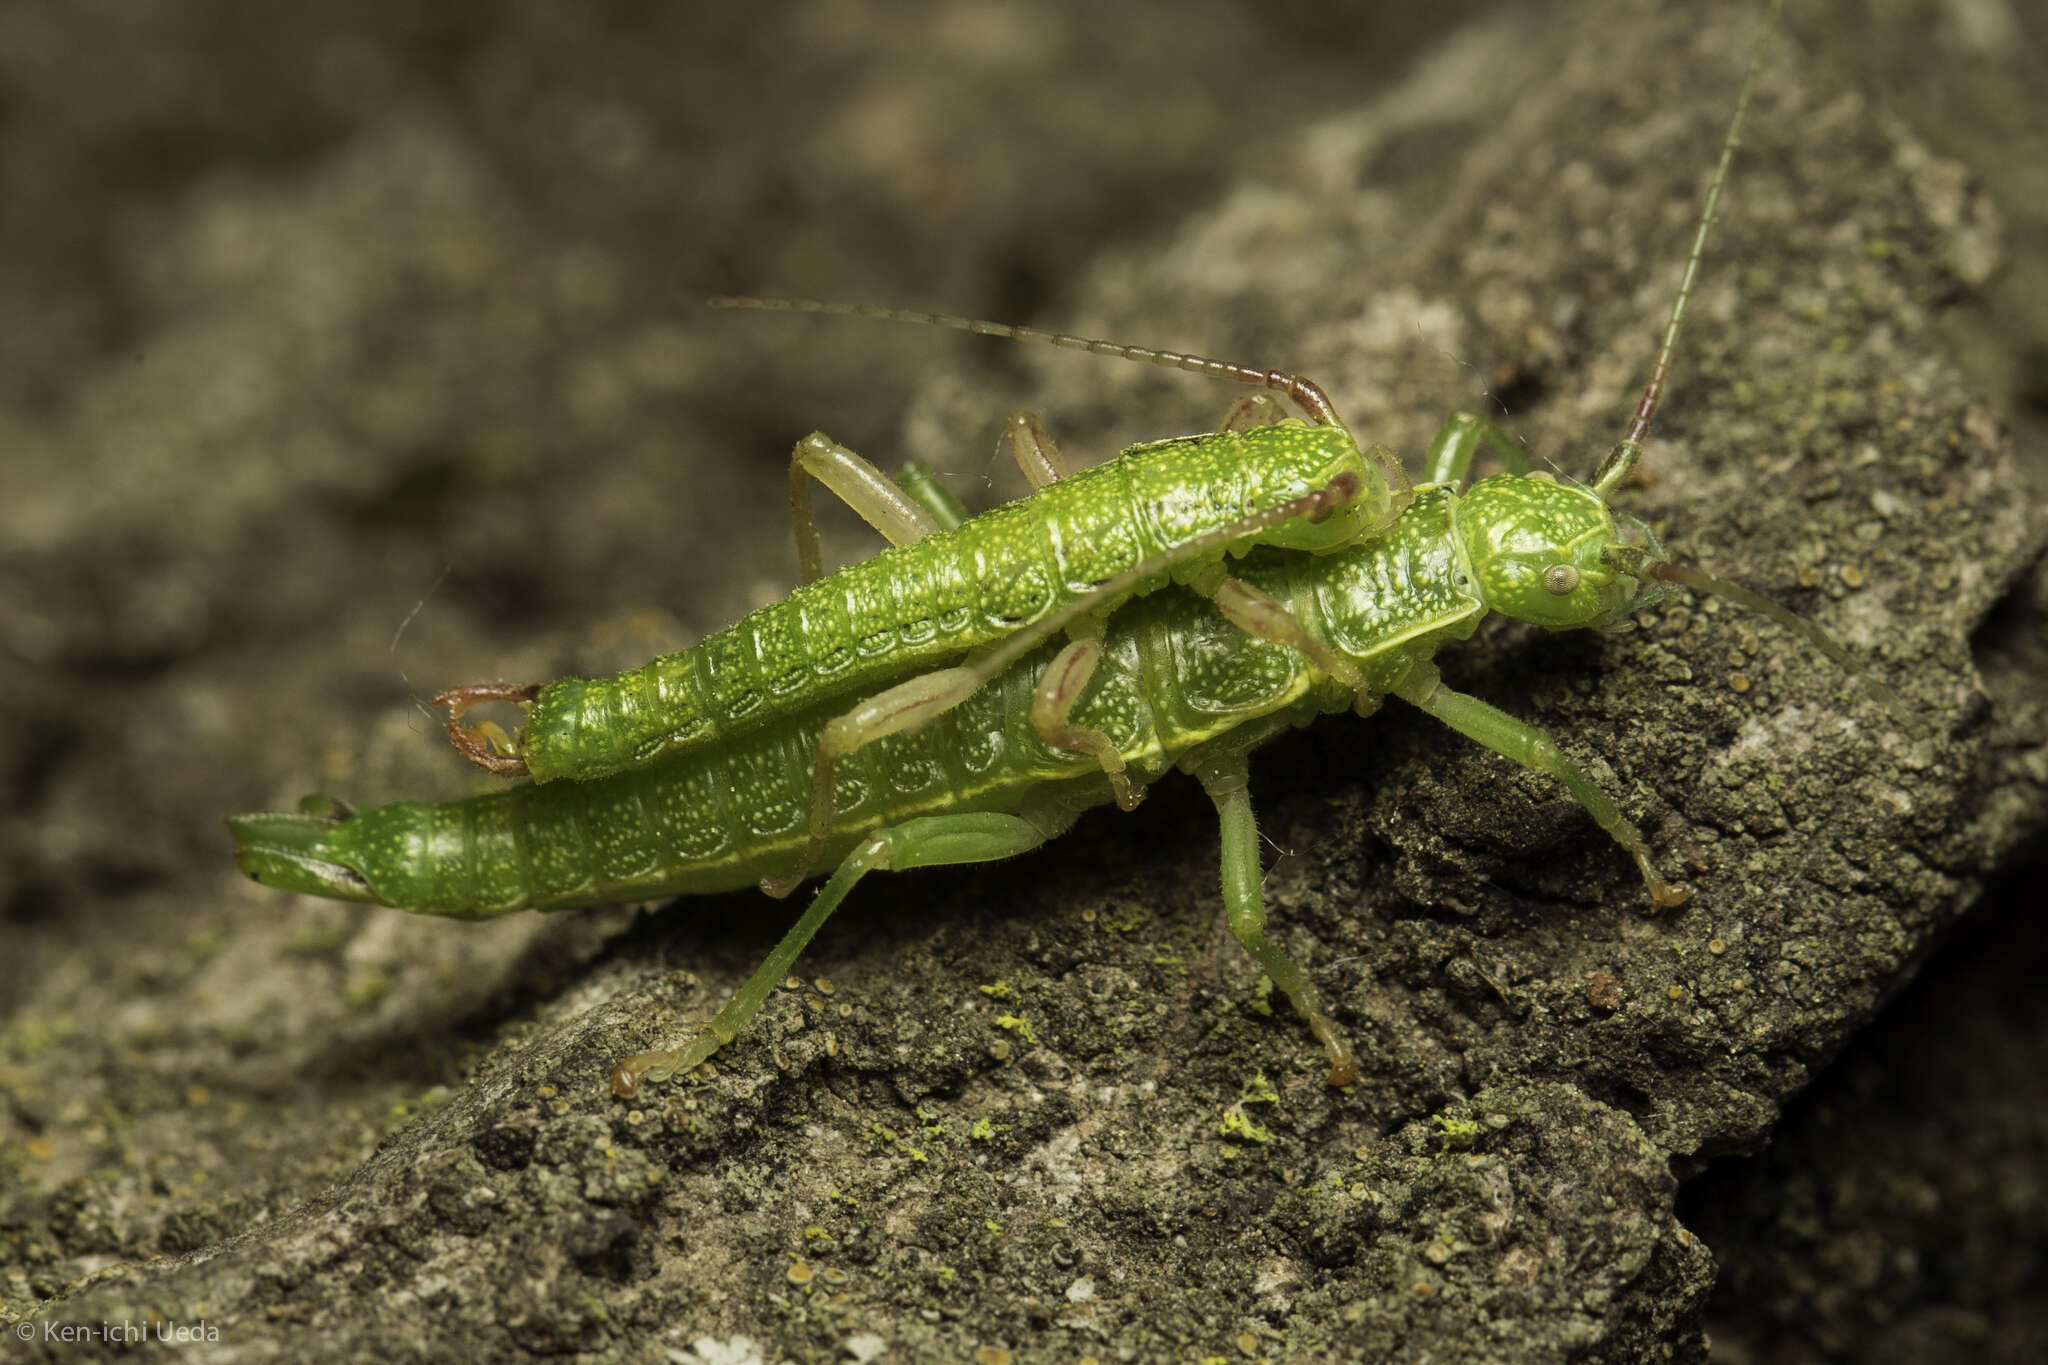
609,1059,646,1101
1652,882,1693,909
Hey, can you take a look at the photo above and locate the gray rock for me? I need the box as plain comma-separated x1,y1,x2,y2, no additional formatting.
4,1,2042,1362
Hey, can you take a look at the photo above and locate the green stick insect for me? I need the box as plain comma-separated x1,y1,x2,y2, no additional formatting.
231,0,1889,1097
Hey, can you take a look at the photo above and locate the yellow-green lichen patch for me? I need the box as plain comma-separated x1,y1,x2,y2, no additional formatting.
1220,1106,1273,1145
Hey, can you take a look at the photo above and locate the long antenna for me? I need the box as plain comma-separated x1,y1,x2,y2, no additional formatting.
1592,3,1917,735
1625,0,1784,447
1643,560,1921,733
1596,0,1784,496
707,294,1348,429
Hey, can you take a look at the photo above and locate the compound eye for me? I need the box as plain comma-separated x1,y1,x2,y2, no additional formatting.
1543,564,1580,596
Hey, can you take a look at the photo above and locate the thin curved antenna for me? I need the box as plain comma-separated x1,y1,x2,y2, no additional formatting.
1595,0,1784,497
708,294,1347,429
1642,560,1921,734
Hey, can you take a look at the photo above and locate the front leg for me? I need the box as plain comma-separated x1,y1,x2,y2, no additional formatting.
1389,661,1691,907
1421,411,1535,485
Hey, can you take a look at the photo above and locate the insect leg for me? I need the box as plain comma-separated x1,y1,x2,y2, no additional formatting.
788,431,947,584
1421,412,1535,485
1027,626,1142,812
1189,746,1359,1086
1388,661,1692,907
760,663,990,897
893,460,970,530
1003,412,1067,488
611,810,1058,1098
1215,393,1289,433
1206,576,1378,713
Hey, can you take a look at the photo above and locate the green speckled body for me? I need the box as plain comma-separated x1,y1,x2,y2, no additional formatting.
232,482,1538,917
516,420,1395,783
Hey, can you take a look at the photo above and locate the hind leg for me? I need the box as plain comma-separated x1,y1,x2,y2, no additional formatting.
611,810,1060,1097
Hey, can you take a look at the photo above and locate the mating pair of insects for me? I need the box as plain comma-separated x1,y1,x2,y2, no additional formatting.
232,0,1890,1098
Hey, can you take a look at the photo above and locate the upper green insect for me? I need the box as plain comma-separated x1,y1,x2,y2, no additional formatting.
440,362,1415,787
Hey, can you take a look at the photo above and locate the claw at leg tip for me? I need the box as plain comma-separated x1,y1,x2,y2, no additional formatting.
1654,882,1694,909
608,1059,646,1101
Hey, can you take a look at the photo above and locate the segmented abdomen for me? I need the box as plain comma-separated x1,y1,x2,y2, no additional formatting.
517,422,1384,783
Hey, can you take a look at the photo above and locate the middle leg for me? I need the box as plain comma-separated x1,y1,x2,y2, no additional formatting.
1027,622,1142,812
1188,745,1359,1086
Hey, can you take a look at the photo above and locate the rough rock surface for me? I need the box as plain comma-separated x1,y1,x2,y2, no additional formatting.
4,1,2043,1361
